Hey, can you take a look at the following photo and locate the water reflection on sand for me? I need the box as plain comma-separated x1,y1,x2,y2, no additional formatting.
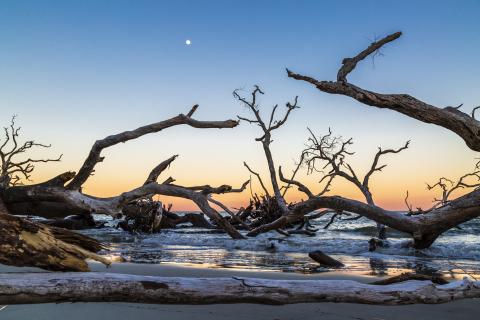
80,213,480,280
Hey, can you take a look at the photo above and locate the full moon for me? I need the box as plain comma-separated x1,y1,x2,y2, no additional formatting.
185,39,191,45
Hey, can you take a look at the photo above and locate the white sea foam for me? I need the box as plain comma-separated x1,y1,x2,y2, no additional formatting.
81,214,480,274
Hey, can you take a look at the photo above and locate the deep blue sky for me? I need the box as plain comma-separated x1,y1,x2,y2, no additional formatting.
1,0,479,209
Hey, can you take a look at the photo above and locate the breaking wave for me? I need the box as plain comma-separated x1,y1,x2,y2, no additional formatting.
80,213,480,276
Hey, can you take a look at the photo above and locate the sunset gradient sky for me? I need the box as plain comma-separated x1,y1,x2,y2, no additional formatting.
1,0,479,211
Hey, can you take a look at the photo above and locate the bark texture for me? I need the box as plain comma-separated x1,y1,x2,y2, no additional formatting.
0,272,478,305
0,199,109,271
287,31,480,151
249,188,480,249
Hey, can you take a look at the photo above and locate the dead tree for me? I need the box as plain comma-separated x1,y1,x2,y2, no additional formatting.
1,272,479,305
246,32,480,249
0,115,62,188
235,86,299,214
234,87,403,239
0,106,247,243
302,128,410,238
234,87,309,233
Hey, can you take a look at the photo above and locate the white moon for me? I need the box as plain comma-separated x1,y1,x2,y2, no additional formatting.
185,39,191,45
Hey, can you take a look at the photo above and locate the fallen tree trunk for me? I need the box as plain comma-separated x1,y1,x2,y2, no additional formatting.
370,272,449,286
119,200,215,232
248,189,480,249
0,199,109,271
309,250,344,268
0,272,479,305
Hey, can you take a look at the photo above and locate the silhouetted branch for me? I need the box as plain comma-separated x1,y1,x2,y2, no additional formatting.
278,165,314,198
243,162,270,197
67,106,239,190
427,160,480,207
287,31,480,152
337,32,402,82
0,116,62,188
235,86,299,213
144,155,178,185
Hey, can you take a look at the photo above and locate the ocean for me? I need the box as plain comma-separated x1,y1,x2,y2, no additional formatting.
81,212,480,279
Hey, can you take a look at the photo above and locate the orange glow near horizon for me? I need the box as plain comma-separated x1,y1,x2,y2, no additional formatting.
29,155,474,213
2,0,480,219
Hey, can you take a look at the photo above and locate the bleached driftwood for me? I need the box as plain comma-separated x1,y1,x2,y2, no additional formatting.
0,272,479,305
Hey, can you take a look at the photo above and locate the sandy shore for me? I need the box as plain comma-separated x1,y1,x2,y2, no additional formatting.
1,262,479,320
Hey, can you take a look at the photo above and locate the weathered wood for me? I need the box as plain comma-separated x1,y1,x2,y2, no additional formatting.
0,199,109,271
120,200,215,232
235,86,298,214
287,31,480,152
309,250,344,268
370,272,449,286
66,105,238,190
290,189,480,249
43,214,98,230
0,106,246,239
0,272,478,305
144,155,178,185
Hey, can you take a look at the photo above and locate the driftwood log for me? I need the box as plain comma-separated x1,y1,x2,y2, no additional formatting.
370,272,449,286
0,273,479,305
119,199,214,233
309,250,344,268
0,199,109,271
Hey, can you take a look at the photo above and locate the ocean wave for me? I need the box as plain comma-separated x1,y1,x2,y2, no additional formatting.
65,214,480,274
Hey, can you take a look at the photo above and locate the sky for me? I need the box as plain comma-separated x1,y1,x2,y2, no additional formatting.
1,0,479,211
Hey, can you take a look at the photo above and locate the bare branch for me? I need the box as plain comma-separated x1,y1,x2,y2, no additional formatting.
244,162,271,197
303,129,408,207
144,155,178,185
118,182,245,239
40,171,77,187
186,104,199,117
161,176,175,185
472,106,480,120
66,106,239,190
363,140,410,187
287,31,480,152
427,160,480,207
268,96,299,132
337,31,402,82
0,116,62,187
281,152,305,197
207,196,249,228
404,191,413,213
235,86,298,213
278,166,314,198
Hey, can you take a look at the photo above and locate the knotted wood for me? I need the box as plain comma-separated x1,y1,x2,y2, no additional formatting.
0,273,478,305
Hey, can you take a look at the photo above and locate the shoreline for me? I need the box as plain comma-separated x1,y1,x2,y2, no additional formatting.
0,261,381,282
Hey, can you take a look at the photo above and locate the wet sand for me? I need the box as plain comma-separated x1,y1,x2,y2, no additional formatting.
1,262,479,320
